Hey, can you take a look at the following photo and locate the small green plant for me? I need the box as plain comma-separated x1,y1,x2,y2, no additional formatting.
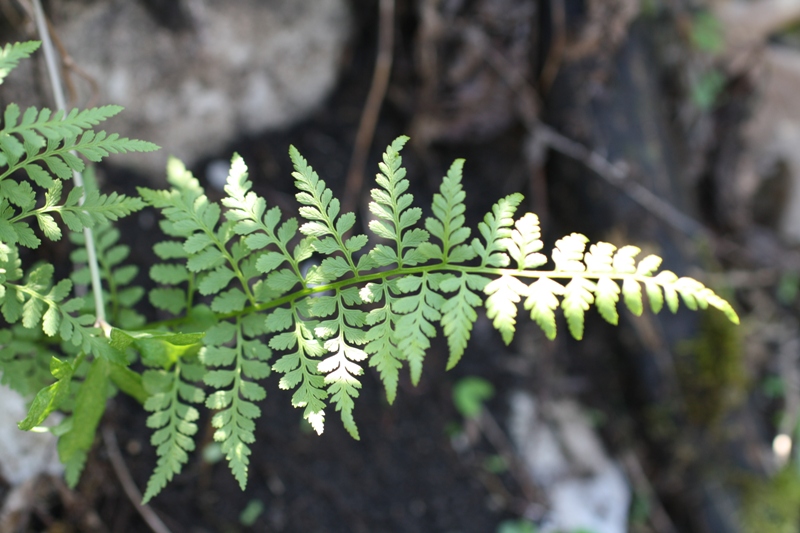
0,41,739,503
497,519,538,533
453,376,495,419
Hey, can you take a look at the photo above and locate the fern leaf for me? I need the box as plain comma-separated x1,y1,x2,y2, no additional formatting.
18,355,74,429
311,288,367,439
70,222,145,327
2,108,158,187
57,357,110,488
420,159,475,264
367,137,432,267
131,137,741,498
594,277,621,325
0,41,41,85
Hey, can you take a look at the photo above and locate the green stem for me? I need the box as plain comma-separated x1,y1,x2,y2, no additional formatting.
141,261,671,331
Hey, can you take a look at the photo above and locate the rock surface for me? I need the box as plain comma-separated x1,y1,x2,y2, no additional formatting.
49,0,351,177
0,384,62,486
508,392,630,533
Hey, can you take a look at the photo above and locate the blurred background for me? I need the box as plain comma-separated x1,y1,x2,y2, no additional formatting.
2,0,800,532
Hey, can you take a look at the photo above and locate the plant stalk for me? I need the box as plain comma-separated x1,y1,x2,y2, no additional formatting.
31,0,107,324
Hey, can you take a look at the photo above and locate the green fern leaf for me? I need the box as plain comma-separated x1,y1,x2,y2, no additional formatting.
58,357,110,488
18,355,74,430
594,277,621,325
0,41,41,85
290,146,361,276
367,136,431,267
131,137,741,498
419,159,475,264
201,318,269,489
1,179,35,208
622,278,644,316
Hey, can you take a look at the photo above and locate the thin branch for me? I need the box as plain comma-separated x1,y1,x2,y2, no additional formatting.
102,427,174,533
621,450,680,533
477,407,544,507
342,0,395,214
538,0,566,93
533,122,709,238
30,0,107,325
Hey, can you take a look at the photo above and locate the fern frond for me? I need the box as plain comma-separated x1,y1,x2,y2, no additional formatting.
418,159,475,265
311,287,367,439
0,41,40,85
0,261,126,365
139,158,258,313
136,137,740,500
269,302,328,433
16,354,75,430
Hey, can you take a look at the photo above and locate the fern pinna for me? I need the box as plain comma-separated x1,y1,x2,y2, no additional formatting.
1,40,737,504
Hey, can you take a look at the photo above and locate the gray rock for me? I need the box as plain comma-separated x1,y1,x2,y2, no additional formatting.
48,0,351,178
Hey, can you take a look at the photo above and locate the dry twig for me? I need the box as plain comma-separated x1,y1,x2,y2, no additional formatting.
103,427,174,533
342,0,395,214
621,450,680,533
